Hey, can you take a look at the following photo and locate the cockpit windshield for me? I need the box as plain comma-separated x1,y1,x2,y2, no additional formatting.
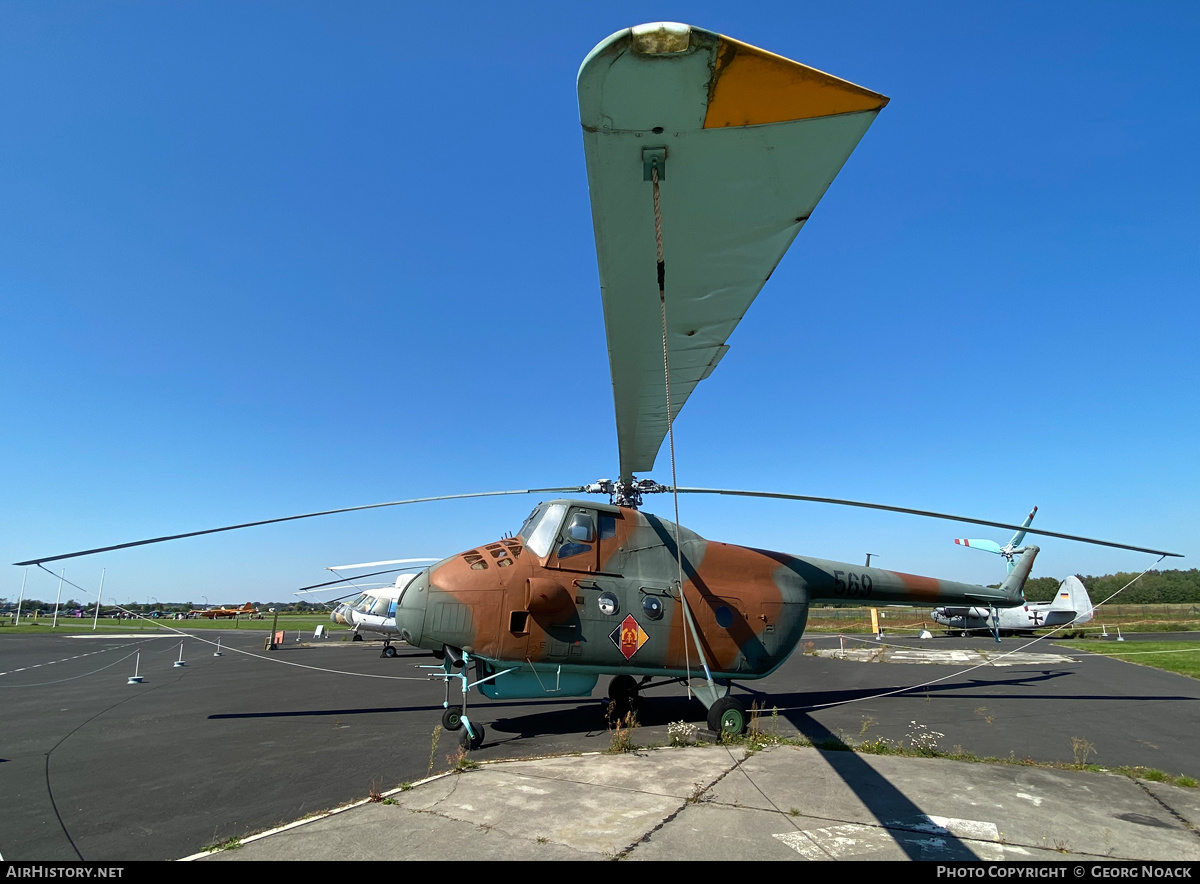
519,502,568,557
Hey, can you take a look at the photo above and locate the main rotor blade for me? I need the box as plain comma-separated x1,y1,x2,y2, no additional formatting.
579,24,888,482
295,567,421,593
673,487,1182,558
14,487,584,567
327,558,440,571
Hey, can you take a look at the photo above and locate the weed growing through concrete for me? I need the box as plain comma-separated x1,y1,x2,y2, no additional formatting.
428,724,442,775
1071,736,1097,767
447,746,479,771
205,837,242,852
906,721,945,756
607,708,640,753
668,720,698,747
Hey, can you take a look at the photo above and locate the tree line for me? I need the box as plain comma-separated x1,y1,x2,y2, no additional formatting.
1023,569,1200,605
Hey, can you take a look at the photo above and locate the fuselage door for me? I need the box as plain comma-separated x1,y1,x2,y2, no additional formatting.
545,506,600,573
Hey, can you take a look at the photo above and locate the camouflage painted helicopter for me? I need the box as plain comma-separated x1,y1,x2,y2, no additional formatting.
16,23,1179,747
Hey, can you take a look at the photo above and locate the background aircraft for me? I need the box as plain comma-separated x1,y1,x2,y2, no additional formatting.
304,558,439,655
933,575,1094,635
187,602,256,619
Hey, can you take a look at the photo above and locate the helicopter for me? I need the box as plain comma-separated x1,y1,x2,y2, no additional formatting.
15,22,1180,748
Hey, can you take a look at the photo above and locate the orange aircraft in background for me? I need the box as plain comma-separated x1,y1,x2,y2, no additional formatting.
187,602,256,619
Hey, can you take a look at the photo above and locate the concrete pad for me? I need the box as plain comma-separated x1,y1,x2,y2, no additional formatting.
203,802,600,861
199,745,1200,862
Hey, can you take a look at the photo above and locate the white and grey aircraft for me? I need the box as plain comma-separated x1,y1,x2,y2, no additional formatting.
933,575,1095,635
315,558,439,656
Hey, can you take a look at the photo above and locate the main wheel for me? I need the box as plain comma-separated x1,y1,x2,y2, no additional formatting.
441,708,463,731
608,674,638,704
707,697,747,737
352,633,364,642
607,674,640,721
383,645,397,658
459,722,485,750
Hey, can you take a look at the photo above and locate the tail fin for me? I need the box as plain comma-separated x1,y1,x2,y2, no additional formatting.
241,603,254,612
998,545,1039,605
1051,576,1094,623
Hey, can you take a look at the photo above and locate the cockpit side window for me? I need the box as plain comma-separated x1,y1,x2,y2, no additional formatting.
517,505,546,543
524,503,567,557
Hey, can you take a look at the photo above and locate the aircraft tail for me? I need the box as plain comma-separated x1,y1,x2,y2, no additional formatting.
241,603,254,612
997,545,1039,605
1051,575,1094,623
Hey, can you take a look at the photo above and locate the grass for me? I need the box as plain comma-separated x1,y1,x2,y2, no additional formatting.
1055,640,1200,680
713,721,1200,791
205,837,242,852
802,604,1200,635
0,613,348,635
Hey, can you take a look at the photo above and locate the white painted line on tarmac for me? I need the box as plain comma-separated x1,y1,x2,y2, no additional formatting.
774,814,1030,860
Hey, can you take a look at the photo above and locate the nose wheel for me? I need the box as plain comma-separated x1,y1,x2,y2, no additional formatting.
459,721,485,750
424,647,494,752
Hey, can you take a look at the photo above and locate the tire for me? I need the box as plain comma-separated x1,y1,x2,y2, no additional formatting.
441,708,463,731
707,697,747,737
606,674,640,722
459,722,485,750
352,633,364,642
383,646,397,658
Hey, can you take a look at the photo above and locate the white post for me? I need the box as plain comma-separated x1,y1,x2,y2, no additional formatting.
92,569,105,631
52,569,64,628
14,570,27,626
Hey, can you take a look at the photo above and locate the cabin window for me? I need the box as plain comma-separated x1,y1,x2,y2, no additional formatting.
556,541,591,559
565,512,594,542
524,503,567,557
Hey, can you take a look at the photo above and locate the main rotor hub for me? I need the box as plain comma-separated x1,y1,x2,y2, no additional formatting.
585,477,668,509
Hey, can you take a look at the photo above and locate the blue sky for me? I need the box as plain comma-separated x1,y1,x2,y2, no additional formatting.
2,2,1197,606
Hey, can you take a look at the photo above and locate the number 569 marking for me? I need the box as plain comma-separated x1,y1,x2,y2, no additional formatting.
832,570,873,597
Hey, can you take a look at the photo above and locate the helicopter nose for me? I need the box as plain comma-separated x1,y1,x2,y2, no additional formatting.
395,569,429,646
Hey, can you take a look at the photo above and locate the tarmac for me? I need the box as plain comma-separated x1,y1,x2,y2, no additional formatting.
190,743,1200,862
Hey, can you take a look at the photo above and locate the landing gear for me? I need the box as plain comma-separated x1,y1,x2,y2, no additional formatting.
381,642,397,658
420,646,505,752
707,697,747,737
352,632,364,642
607,674,640,719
